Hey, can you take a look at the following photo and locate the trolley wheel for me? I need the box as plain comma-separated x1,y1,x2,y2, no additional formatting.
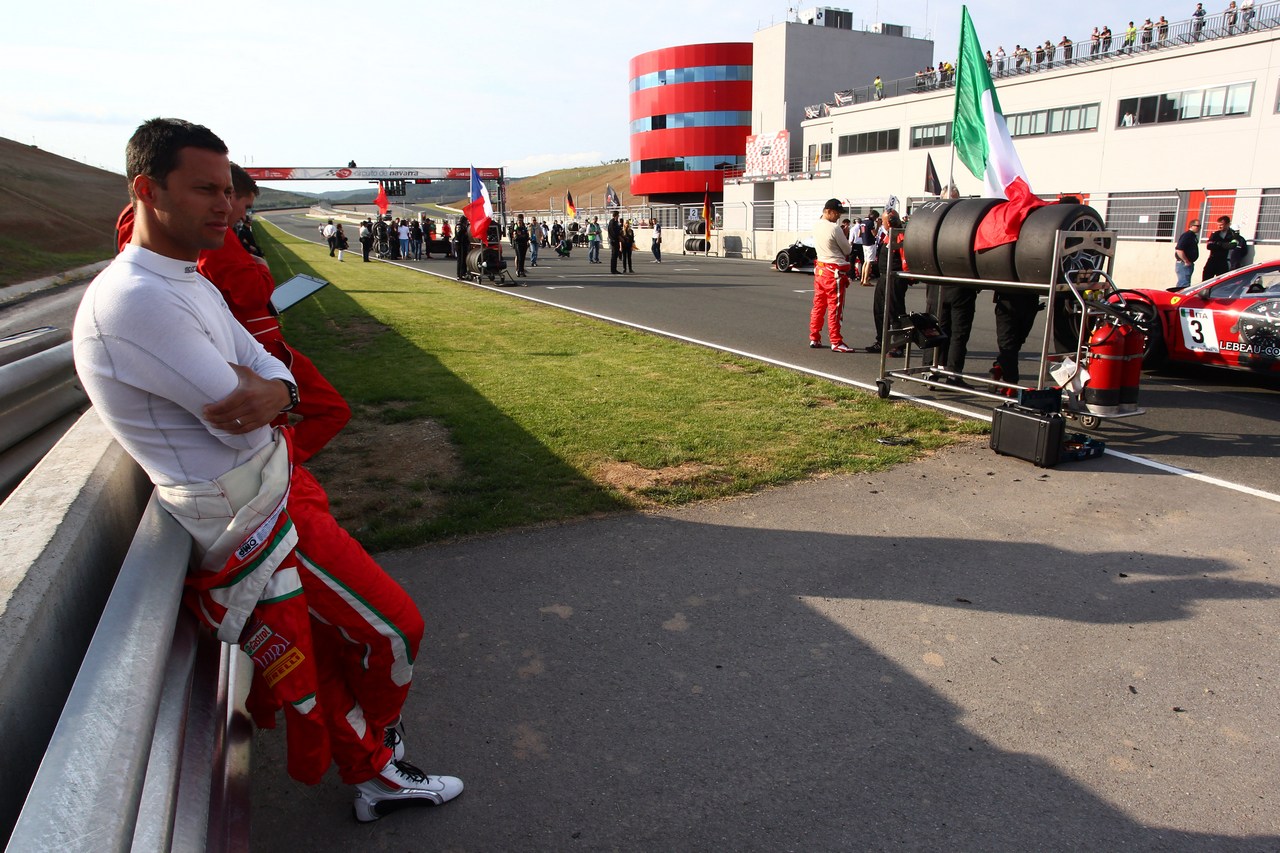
1077,414,1100,429
876,379,892,399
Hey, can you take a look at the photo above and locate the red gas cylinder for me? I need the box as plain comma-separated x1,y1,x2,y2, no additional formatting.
1120,320,1144,410
1082,320,1129,415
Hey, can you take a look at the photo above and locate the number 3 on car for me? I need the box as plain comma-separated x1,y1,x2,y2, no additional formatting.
1178,306,1221,353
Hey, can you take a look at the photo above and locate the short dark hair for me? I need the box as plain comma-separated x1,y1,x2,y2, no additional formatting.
230,162,259,198
125,118,227,200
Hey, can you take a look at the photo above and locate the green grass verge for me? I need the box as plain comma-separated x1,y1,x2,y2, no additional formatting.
0,235,112,287
258,221,984,551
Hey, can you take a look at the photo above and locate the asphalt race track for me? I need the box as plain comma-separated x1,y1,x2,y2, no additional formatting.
270,211,1280,499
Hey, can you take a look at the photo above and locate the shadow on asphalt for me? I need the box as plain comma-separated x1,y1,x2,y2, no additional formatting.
252,499,1279,851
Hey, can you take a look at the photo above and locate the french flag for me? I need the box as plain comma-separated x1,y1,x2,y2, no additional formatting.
463,167,493,245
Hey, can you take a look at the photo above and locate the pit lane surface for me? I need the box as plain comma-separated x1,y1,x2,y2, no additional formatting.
264,210,1280,497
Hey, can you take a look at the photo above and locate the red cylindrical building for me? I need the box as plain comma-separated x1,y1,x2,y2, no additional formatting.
628,42,753,204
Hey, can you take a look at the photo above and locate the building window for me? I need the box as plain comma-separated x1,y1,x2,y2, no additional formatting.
1007,104,1098,137
910,122,952,148
629,65,753,93
820,143,832,162
1257,189,1280,242
630,155,746,175
628,110,752,134
1105,191,1180,240
837,128,900,156
1117,82,1253,127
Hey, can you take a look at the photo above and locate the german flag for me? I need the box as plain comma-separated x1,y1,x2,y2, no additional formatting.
702,183,712,234
565,190,577,219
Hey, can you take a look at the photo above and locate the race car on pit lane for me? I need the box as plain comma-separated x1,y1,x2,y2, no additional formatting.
1109,260,1280,373
773,240,817,273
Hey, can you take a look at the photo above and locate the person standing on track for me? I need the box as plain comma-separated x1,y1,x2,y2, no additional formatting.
455,214,471,280
810,198,855,353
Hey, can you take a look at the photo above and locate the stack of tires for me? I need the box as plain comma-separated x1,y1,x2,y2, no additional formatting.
904,198,1107,348
685,219,708,252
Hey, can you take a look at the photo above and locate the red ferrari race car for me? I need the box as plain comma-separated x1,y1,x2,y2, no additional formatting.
1106,261,1280,373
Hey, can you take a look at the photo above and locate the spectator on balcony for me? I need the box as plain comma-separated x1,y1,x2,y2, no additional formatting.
1192,3,1207,40
1123,21,1138,52
1101,24,1114,53
1141,18,1154,48
1225,1,1239,33
1060,35,1073,63
985,49,993,69
995,45,1007,74
1034,42,1045,69
1157,15,1170,42
915,69,926,90
1241,0,1255,30
1090,27,1101,56
874,75,884,100
1014,45,1026,72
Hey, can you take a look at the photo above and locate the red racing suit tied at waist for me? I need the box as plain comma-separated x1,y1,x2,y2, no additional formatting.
158,430,330,783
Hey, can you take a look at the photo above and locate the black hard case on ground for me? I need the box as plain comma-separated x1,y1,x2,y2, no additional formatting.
989,403,1065,468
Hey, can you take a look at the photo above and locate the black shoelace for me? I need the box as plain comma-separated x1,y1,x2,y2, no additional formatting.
391,759,427,784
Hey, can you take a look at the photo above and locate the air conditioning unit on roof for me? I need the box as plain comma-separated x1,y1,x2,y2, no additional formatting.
870,22,912,38
799,7,854,30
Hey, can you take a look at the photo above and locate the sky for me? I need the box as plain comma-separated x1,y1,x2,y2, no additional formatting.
3,1,1177,194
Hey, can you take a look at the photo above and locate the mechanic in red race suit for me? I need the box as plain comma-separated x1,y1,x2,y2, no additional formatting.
810,197,856,352
87,119,461,822
114,164,349,464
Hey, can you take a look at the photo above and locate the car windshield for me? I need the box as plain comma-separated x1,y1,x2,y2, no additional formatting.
1201,267,1280,300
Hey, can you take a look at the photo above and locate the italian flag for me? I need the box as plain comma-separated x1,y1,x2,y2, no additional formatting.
953,6,1045,250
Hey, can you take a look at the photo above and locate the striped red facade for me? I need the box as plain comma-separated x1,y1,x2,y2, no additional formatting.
629,42,753,200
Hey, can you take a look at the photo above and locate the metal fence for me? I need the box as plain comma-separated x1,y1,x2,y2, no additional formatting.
819,1,1280,113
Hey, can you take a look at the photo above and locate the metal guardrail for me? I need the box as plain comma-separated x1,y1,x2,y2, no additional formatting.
5,494,251,853
0,328,88,501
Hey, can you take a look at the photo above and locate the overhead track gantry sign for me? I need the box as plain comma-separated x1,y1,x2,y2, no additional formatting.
243,167,503,181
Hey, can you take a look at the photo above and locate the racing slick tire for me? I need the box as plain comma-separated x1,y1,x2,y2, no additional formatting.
936,198,1002,280
904,199,960,278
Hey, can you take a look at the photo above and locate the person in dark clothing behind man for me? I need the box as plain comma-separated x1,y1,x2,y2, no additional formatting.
936,284,979,386
867,209,907,356
513,214,530,277
359,219,373,262
1204,215,1246,279
455,215,471,280
607,210,623,274
1174,219,1200,288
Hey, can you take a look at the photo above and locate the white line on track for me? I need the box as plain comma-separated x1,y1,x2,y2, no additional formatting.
303,232,1280,507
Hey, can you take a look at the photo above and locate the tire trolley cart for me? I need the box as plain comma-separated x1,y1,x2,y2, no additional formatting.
872,199,1144,451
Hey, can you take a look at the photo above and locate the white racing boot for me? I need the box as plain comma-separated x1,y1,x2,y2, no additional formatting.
353,758,463,822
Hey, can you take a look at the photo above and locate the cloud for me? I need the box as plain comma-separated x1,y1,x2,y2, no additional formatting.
500,152,609,177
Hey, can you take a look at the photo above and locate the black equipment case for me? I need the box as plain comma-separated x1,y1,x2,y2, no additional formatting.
990,403,1065,468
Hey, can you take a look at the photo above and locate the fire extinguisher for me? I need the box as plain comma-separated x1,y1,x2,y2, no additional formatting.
1120,319,1144,409
1082,319,1130,415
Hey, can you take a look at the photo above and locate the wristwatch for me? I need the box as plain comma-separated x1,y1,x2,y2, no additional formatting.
279,379,300,412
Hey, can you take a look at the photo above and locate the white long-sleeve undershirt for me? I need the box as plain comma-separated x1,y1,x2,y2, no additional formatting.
73,245,295,486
